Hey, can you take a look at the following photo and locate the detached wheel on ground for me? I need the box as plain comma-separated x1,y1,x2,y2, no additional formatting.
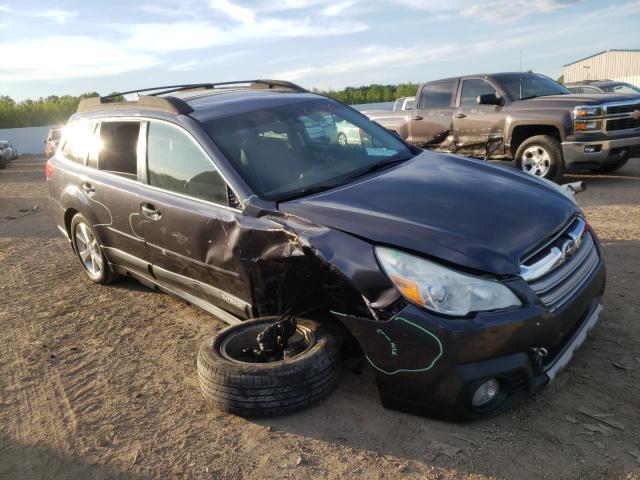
70,213,115,284
515,135,564,181
590,158,628,173
197,317,340,416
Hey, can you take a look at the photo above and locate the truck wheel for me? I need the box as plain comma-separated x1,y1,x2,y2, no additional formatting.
515,135,564,181
197,317,340,417
590,158,628,173
70,214,115,284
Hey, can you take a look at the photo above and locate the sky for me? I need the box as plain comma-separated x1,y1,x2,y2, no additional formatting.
0,0,639,100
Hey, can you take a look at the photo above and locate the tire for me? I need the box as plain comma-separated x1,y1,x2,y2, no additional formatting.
515,135,564,181
70,214,115,284
590,158,628,173
337,132,348,146
197,317,340,417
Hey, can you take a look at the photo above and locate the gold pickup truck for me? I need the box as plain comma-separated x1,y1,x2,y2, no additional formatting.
365,72,640,180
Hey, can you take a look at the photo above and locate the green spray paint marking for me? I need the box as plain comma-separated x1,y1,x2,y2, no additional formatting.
330,311,444,375
376,329,398,356
367,316,444,375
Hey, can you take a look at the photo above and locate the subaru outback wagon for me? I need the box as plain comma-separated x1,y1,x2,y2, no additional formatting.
47,80,606,420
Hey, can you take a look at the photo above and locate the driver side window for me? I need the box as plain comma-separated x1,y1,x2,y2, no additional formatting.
147,122,228,205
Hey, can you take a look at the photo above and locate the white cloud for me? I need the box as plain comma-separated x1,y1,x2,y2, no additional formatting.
0,36,158,81
0,5,78,24
273,41,494,83
323,1,354,16
209,0,256,23
392,0,578,22
123,22,226,52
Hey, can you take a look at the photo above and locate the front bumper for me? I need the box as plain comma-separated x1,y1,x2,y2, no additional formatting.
336,251,606,420
562,135,640,170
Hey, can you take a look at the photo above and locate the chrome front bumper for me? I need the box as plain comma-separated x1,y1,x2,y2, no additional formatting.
562,136,640,168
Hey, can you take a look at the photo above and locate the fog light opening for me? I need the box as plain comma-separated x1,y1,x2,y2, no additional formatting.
583,145,602,154
471,378,500,407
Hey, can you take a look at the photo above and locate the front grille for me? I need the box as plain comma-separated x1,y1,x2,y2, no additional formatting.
606,102,640,115
527,233,599,311
607,117,640,131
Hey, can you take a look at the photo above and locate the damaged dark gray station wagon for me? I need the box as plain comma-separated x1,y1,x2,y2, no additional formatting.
47,81,606,420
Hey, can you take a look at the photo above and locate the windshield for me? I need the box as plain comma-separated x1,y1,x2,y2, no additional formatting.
599,83,640,94
204,99,414,201
493,73,571,100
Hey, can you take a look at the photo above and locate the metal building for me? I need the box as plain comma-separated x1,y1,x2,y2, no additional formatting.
563,50,640,87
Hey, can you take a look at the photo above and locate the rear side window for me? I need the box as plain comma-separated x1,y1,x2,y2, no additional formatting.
419,81,457,109
460,79,499,106
147,122,228,205
96,121,140,178
61,120,95,164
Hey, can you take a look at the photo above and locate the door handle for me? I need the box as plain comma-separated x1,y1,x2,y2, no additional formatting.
81,182,95,196
455,112,467,118
412,115,423,121
140,203,162,220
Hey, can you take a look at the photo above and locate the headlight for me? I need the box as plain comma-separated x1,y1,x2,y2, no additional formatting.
574,106,602,118
574,119,602,132
375,247,521,316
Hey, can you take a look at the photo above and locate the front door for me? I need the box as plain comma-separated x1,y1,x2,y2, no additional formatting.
408,80,458,147
137,120,252,318
453,78,507,157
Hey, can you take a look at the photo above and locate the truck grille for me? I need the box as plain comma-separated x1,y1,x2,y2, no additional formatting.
521,218,600,311
606,102,640,115
607,117,640,131
603,101,640,132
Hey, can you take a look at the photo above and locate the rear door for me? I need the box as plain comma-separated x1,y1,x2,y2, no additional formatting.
136,120,252,318
408,80,458,147
453,78,507,156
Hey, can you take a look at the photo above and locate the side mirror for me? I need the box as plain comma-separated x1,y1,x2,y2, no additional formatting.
477,93,504,106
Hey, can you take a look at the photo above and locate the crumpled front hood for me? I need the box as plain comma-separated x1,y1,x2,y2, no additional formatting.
280,152,578,275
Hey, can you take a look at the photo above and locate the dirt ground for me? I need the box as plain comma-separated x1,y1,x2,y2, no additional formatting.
0,155,639,480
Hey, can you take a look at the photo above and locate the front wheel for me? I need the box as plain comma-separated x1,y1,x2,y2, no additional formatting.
197,317,340,417
515,135,564,181
337,132,348,146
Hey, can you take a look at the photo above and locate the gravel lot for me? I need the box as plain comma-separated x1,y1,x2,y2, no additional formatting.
1,155,639,480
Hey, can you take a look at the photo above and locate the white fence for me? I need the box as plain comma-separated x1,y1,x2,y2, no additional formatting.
0,125,60,155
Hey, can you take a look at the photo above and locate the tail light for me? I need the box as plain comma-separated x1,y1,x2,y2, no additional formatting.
45,159,54,180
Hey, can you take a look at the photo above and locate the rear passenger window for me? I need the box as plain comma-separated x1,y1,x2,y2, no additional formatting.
61,120,95,164
97,122,140,178
420,81,457,109
147,122,228,205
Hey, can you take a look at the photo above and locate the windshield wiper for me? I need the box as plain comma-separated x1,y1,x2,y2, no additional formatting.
343,154,413,182
276,154,413,203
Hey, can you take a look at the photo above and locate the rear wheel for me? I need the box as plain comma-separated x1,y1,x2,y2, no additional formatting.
515,135,564,181
590,158,628,173
70,214,115,284
197,317,340,417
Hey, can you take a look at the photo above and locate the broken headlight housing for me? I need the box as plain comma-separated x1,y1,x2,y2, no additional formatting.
375,247,521,316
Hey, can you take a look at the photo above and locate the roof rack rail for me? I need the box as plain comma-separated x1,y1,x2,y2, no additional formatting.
101,79,307,98
77,95,194,114
76,79,307,114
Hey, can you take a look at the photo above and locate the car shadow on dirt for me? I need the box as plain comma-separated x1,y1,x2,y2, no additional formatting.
0,435,143,480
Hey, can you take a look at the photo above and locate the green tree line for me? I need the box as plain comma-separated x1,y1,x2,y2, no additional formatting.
0,92,99,129
313,83,419,105
0,84,419,129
